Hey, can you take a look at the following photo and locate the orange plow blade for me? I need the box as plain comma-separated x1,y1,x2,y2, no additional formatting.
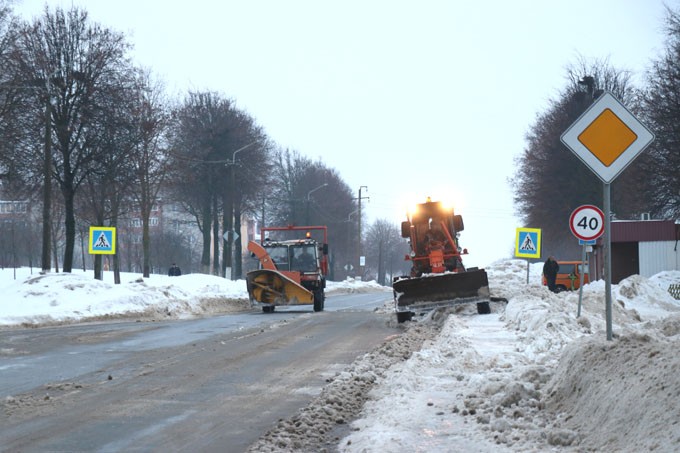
246,269,314,306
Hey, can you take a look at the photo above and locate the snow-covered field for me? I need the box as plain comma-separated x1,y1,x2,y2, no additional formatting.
2,260,680,452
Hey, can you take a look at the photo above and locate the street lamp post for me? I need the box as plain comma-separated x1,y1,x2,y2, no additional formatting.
357,186,369,279
41,76,53,273
224,141,258,280
306,183,328,225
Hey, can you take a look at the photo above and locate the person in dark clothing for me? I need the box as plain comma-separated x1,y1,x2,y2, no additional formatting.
294,248,316,272
168,263,182,276
543,256,559,292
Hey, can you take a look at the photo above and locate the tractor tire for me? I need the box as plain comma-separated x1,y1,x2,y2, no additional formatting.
396,311,414,323
313,290,324,312
476,302,491,315
262,306,275,313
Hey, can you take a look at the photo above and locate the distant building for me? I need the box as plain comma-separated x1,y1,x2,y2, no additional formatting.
593,218,680,283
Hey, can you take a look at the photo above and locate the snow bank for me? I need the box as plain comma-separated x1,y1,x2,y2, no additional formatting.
0,270,249,326
336,262,680,452
0,269,390,327
3,262,680,452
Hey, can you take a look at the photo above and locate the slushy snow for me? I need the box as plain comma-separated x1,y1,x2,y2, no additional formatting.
1,260,680,452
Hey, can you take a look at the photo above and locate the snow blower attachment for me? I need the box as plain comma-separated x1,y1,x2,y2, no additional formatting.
246,268,314,306
246,225,328,313
393,198,504,322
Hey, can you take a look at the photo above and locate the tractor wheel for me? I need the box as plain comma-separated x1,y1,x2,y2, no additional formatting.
396,311,414,323
313,290,324,312
476,302,491,315
262,306,275,313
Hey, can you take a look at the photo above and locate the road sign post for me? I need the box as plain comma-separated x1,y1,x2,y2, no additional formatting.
561,91,654,340
569,204,604,318
515,227,542,284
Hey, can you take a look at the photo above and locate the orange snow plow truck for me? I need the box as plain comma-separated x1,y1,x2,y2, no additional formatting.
393,197,506,323
246,225,329,313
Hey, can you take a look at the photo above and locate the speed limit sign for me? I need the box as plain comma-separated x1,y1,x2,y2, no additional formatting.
569,205,605,241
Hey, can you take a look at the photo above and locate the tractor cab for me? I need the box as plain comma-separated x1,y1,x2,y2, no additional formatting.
262,239,320,274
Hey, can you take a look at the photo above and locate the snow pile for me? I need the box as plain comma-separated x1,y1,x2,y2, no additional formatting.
326,277,389,294
0,269,389,327
248,260,680,452
337,262,680,452
2,261,680,452
0,270,251,326
545,323,680,452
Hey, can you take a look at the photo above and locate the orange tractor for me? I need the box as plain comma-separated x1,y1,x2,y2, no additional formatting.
393,198,504,322
246,225,329,313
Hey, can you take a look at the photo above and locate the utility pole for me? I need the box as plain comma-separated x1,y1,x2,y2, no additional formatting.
357,186,369,279
306,183,328,225
41,77,53,273
260,194,266,231
223,141,258,280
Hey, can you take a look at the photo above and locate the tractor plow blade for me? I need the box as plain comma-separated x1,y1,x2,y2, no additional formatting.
393,268,491,310
246,269,314,306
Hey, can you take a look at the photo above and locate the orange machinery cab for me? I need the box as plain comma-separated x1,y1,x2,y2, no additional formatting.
542,260,590,292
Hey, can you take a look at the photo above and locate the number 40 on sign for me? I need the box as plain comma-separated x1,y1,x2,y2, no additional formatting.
569,205,605,241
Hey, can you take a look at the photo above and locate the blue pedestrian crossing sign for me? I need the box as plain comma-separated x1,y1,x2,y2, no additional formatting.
515,227,541,259
89,226,116,255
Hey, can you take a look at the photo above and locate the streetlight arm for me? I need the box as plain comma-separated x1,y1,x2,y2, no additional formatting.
231,140,259,165
307,183,328,200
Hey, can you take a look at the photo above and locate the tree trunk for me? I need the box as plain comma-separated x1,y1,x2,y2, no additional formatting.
141,179,151,278
111,215,120,284
142,220,150,278
200,199,211,274
80,227,86,271
61,182,76,273
51,221,59,273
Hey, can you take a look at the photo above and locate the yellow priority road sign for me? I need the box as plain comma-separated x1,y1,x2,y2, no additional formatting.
89,226,116,255
560,92,654,183
515,227,541,259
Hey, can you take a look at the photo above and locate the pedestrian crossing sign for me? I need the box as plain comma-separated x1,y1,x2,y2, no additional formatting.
89,226,116,255
515,227,541,259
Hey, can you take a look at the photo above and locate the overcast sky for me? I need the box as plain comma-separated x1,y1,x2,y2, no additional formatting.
13,0,672,267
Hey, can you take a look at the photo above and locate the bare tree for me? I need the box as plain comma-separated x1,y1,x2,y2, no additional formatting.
639,6,680,219
79,66,141,281
9,6,134,272
266,148,356,279
364,219,409,285
167,91,220,274
128,71,170,278
168,91,269,277
511,57,641,258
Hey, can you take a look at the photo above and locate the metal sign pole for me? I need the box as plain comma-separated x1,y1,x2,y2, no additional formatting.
526,259,530,284
561,90,654,342
577,243,586,317
604,182,613,340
